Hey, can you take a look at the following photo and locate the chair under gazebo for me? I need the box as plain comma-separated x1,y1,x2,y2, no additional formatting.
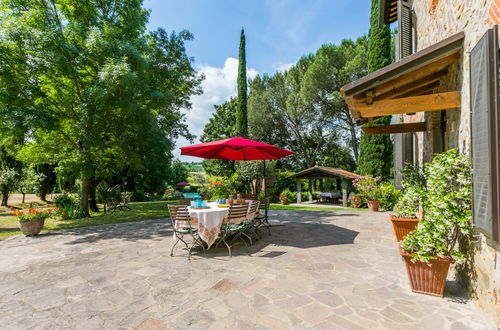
287,166,362,207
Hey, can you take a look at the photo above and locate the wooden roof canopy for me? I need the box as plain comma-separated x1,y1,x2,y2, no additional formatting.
379,0,398,26
341,32,464,135
288,166,361,180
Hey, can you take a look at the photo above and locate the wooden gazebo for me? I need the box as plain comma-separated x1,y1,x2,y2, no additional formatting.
288,166,361,206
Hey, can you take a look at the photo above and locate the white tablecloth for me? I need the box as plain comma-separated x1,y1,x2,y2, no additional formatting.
188,202,229,248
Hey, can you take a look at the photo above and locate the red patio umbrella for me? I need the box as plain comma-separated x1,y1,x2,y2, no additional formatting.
180,137,294,160
175,182,190,187
180,137,295,222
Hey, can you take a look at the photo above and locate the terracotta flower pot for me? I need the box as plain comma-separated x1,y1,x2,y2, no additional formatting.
400,250,452,297
280,198,288,205
367,200,380,212
19,218,45,237
389,215,420,241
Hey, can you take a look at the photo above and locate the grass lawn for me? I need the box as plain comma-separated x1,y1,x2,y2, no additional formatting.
269,203,366,211
0,200,366,240
0,201,176,240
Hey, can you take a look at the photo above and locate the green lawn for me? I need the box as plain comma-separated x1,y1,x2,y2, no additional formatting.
0,201,176,240
0,200,366,240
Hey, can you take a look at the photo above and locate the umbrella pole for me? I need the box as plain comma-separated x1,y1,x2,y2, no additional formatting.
263,160,270,228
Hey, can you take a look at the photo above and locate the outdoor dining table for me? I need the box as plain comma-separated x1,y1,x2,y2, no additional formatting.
188,202,229,248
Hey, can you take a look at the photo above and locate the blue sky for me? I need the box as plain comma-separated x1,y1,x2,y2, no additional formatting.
144,0,371,161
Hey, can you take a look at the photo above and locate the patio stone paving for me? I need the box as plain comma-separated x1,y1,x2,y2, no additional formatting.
0,210,492,329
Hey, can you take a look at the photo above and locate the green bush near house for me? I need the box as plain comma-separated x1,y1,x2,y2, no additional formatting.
378,184,402,211
401,150,472,262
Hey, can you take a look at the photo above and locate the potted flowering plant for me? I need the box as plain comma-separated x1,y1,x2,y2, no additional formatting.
400,150,472,297
279,194,287,205
352,176,382,212
350,196,363,208
279,189,294,205
11,207,54,237
390,164,425,241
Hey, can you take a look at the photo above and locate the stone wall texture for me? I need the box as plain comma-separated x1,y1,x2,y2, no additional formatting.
409,0,500,327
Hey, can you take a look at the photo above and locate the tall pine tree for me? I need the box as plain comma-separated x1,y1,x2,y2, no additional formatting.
237,28,248,137
358,0,393,179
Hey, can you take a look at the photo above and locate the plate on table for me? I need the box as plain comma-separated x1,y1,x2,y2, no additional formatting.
191,207,210,210
217,204,229,208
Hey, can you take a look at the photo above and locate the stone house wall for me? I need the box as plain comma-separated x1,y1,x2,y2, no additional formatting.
407,0,500,326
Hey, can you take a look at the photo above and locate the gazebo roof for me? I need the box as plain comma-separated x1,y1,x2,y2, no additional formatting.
288,166,361,180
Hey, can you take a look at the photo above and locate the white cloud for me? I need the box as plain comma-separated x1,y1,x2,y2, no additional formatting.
272,62,294,72
173,57,258,161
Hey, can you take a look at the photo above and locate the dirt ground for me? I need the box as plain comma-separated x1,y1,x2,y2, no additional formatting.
2,193,55,205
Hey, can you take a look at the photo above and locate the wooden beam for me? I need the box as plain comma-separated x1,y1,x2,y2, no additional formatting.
397,81,440,98
373,69,446,101
362,122,428,135
355,91,461,118
352,52,459,105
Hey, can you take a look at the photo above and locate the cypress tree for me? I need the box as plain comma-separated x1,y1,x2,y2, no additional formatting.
237,28,248,137
358,0,393,179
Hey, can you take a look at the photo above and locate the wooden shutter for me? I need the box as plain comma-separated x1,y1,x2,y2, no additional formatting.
397,0,413,59
471,26,500,241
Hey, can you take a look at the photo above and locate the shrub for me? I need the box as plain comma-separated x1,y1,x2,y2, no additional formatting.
132,190,147,202
96,182,122,212
393,164,426,218
378,184,402,211
163,187,183,200
401,150,472,262
54,193,76,209
279,189,295,202
53,193,83,219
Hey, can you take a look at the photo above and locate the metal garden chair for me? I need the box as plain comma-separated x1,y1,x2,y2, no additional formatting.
216,203,250,257
168,205,205,259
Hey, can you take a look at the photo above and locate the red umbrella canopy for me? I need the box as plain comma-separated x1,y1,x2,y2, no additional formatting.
176,182,190,186
180,137,295,160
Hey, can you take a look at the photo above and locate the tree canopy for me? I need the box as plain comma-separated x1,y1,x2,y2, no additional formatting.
0,0,202,214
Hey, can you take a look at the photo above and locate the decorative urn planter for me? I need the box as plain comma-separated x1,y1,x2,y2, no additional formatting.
279,197,288,205
367,200,380,212
389,215,420,241
400,250,452,297
19,218,45,237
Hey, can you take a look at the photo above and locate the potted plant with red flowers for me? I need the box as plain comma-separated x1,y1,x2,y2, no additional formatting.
12,207,54,237
279,189,293,205
350,195,363,208
400,150,471,297
352,176,382,212
390,164,425,241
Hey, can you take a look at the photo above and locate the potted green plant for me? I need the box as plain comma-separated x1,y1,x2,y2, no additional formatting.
400,150,472,297
11,207,54,237
390,164,425,241
352,176,382,212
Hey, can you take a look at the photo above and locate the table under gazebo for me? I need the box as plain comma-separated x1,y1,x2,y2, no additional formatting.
288,166,362,207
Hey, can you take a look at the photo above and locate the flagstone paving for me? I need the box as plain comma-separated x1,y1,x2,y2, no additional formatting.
0,210,492,329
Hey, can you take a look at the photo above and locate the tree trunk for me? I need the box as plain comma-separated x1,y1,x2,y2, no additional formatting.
1,187,9,206
22,193,26,204
89,178,100,212
40,192,47,202
80,177,91,217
